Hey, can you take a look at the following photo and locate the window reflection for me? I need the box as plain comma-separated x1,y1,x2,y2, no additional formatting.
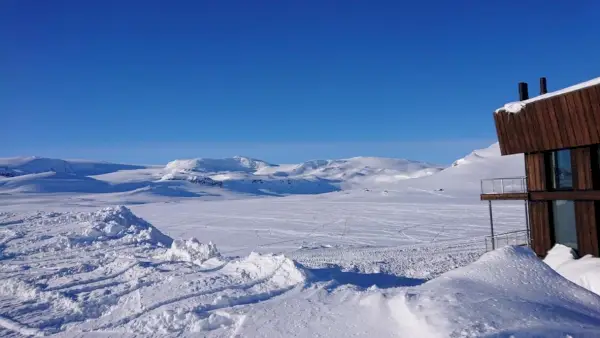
552,149,572,189
552,200,578,250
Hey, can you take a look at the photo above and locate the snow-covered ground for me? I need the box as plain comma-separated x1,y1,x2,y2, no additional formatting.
3,143,599,337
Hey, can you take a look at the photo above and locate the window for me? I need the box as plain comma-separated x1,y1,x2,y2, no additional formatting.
552,200,578,250
551,149,573,189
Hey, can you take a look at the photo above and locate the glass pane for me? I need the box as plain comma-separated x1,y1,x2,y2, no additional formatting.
552,150,573,189
552,200,578,249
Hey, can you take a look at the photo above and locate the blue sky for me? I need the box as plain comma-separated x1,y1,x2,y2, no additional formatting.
2,1,600,165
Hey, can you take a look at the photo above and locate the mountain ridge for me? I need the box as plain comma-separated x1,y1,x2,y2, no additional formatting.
0,143,523,199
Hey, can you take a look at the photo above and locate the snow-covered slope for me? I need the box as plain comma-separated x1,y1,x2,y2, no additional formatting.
0,143,522,199
165,156,273,173
1,206,599,337
256,157,442,184
390,142,524,193
0,156,146,177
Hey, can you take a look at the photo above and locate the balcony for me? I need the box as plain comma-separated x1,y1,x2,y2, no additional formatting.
480,177,528,200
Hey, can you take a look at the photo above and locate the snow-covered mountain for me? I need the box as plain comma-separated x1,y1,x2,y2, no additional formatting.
256,157,441,181
388,143,524,192
165,156,273,173
0,156,146,177
0,143,523,198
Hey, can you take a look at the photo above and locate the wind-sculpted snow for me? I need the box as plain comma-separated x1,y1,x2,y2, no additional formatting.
0,207,306,336
2,201,599,336
163,238,221,265
238,247,600,338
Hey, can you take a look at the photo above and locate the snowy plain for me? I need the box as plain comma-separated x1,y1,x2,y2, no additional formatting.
2,143,600,337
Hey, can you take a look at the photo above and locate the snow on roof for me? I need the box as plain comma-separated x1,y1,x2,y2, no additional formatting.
496,76,600,114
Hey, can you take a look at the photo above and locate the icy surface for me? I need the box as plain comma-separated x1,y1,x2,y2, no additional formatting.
496,76,600,113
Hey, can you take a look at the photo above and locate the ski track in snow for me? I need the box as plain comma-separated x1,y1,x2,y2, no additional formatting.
0,192,524,337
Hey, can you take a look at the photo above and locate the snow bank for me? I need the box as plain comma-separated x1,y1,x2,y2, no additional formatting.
544,244,600,295
394,246,600,336
164,238,220,264
223,252,306,286
70,206,173,247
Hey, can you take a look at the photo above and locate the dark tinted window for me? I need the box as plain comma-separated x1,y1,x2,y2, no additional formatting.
552,150,572,189
552,200,578,250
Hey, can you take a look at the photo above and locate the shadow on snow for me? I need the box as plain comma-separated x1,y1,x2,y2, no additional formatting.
298,263,426,290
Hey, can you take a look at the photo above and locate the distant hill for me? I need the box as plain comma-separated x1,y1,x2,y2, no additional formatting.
0,144,524,199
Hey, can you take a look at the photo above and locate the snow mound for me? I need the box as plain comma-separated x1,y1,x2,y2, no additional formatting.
544,244,600,295
223,252,306,286
165,156,273,173
394,246,600,336
71,206,173,247
165,238,220,264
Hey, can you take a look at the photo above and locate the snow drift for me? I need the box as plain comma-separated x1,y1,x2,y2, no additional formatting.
241,246,600,337
164,238,221,264
544,244,600,295
70,206,173,247
394,246,600,336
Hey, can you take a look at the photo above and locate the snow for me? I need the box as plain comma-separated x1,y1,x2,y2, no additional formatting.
0,156,146,177
165,156,273,173
0,154,445,199
2,142,593,336
544,244,600,295
234,246,600,337
164,238,221,265
496,76,600,113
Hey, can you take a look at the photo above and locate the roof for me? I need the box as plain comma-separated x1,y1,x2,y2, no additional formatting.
496,76,600,114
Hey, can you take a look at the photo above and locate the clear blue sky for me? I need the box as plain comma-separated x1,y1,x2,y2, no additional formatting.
3,1,600,165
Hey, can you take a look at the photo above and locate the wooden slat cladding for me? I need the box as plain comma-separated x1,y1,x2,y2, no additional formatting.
530,190,600,200
529,201,552,256
575,201,599,256
480,193,527,201
495,83,600,155
525,153,546,191
571,147,594,190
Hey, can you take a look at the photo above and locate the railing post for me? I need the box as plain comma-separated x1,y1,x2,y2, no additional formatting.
489,200,495,250
500,179,504,194
525,200,530,247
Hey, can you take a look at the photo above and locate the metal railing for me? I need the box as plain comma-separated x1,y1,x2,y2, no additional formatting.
480,176,527,195
485,229,529,252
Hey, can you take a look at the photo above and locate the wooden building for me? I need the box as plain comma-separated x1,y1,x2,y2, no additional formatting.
481,77,600,257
